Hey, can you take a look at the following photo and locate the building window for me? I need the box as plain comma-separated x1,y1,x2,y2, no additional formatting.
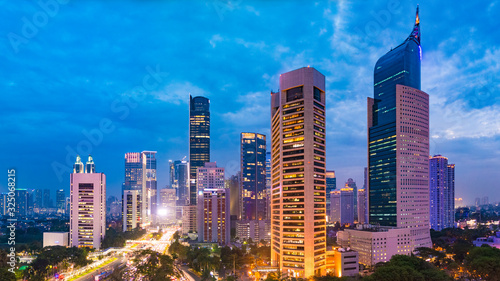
314,87,322,102
286,86,303,102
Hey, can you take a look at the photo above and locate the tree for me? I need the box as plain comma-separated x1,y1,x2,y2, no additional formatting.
465,245,500,281
365,255,451,281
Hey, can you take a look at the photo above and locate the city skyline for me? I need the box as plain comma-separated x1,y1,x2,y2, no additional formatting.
2,1,499,205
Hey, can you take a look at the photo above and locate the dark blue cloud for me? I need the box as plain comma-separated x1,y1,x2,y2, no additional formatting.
0,0,499,204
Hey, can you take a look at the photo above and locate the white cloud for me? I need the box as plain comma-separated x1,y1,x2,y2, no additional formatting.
209,34,223,48
148,82,208,105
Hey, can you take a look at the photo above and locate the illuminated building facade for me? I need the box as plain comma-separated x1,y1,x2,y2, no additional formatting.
189,95,210,206
429,155,455,230
159,187,176,223
197,188,230,245
123,189,141,231
240,132,267,220
70,155,106,249
325,170,336,222
330,188,354,225
270,67,327,277
367,7,431,246
122,151,157,229
357,188,367,224
170,159,189,219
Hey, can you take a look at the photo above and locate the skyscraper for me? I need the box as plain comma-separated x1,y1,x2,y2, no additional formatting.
122,151,157,229
357,188,367,224
325,170,336,222
266,151,272,220
56,189,65,213
33,189,42,211
429,155,455,230
123,189,141,231
226,174,240,218
330,188,354,225
169,159,189,219
70,155,106,249
345,178,357,220
270,67,327,277
240,132,267,220
367,6,431,244
43,189,52,208
15,189,28,218
189,95,210,206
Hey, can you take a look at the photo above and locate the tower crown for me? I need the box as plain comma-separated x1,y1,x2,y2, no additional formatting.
408,5,420,45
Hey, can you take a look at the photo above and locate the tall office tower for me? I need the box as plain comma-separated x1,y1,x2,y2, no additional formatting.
270,67,327,277
43,189,52,208
330,188,354,225
106,196,122,219
226,174,240,218
266,152,272,220
123,189,141,231
15,189,28,218
429,155,455,230
240,132,267,220
169,159,189,219
0,193,7,216
26,189,34,216
70,155,106,249
159,188,176,223
197,188,230,245
325,171,336,222
33,189,42,211
357,189,367,224
122,151,157,228
345,179,357,220
475,198,481,207
367,6,431,245
56,189,65,213
189,95,210,206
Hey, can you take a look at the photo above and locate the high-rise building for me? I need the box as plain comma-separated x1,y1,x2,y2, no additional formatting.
357,189,367,224
240,132,267,220
197,188,230,245
475,197,481,207
169,159,189,205
106,196,121,219
159,188,176,223
236,219,271,243
345,178,357,220
326,171,336,222
56,189,65,213
270,67,327,277
339,7,431,266
363,167,368,190
43,189,52,208
122,151,157,229
15,189,28,218
266,152,272,220
226,174,240,218
70,155,106,249
197,162,225,191
123,189,141,231
330,188,354,225
429,155,455,231
189,95,210,206
33,189,42,212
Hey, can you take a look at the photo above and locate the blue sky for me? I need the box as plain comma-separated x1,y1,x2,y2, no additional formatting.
1,0,499,205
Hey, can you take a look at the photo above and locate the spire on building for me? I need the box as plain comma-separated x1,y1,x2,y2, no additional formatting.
408,5,420,44
74,155,84,173
86,155,95,173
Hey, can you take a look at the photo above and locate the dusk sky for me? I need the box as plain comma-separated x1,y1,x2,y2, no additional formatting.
1,1,499,205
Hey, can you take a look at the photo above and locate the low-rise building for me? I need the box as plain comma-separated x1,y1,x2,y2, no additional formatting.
43,232,69,248
473,232,500,249
325,247,359,277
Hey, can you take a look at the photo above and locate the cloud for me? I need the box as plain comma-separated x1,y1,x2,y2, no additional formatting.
210,34,223,48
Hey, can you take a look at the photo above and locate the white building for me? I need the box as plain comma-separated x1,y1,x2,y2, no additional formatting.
70,155,106,250
330,188,354,225
43,232,69,248
236,219,271,242
123,189,141,231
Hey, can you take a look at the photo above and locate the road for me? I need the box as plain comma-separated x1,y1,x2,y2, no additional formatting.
72,256,124,281
179,265,201,281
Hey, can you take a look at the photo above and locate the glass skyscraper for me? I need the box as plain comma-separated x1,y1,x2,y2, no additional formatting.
240,132,267,220
189,95,210,205
367,6,431,247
